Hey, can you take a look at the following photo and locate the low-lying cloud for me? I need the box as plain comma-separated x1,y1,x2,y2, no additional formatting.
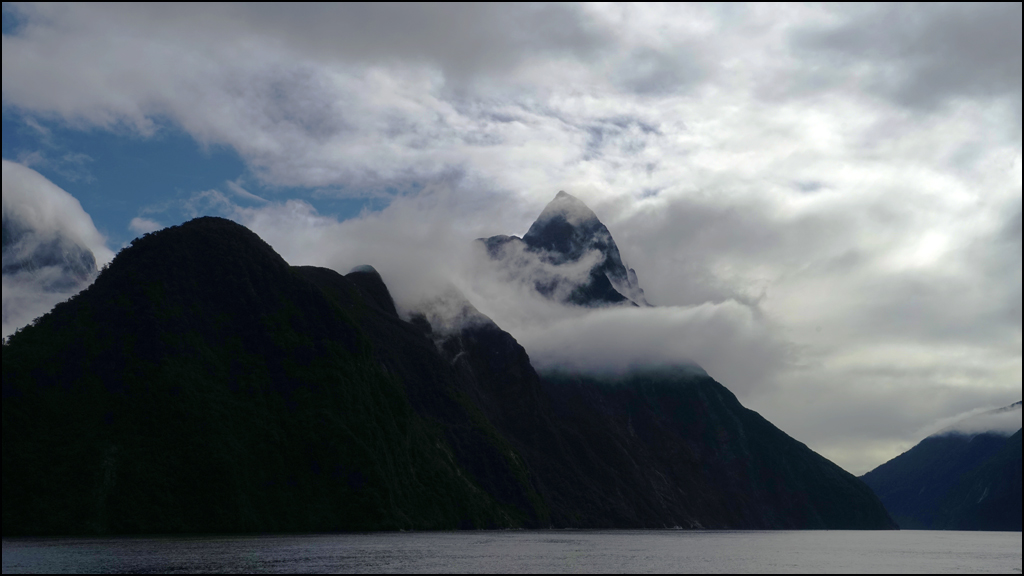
927,403,1023,438
230,188,790,397
508,303,788,393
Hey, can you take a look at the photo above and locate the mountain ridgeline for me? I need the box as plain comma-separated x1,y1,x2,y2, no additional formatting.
3,204,895,535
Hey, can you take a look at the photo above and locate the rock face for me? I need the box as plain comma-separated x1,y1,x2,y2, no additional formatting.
481,191,648,307
2,216,895,536
862,404,1022,531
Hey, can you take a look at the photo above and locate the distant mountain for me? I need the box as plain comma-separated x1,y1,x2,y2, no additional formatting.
480,191,648,307
2,216,895,536
862,404,1022,531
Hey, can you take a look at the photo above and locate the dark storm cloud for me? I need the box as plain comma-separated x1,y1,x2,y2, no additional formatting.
793,3,1022,109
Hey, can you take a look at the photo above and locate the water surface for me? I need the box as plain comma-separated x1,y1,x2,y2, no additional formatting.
3,530,1021,574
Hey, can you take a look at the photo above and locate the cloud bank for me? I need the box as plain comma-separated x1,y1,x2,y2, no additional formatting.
926,403,1023,438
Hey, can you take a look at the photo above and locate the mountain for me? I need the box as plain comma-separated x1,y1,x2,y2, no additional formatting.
3,218,544,535
861,404,1022,531
437,316,895,529
467,194,893,529
2,216,895,536
480,191,647,307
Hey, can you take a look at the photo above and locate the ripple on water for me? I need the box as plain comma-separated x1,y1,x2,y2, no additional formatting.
2,530,1022,574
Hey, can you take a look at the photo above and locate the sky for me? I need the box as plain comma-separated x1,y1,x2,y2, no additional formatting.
2,2,1021,475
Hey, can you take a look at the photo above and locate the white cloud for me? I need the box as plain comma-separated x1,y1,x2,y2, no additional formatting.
128,217,162,235
2,160,113,338
2,160,113,264
925,403,1022,439
225,180,267,204
2,271,79,339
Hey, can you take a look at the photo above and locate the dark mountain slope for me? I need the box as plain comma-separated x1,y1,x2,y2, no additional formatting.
294,266,548,528
535,371,893,529
2,218,540,536
432,307,894,529
937,430,1021,531
862,405,1022,531
861,433,1008,529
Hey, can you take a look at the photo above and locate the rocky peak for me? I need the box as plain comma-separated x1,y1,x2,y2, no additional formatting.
481,191,648,307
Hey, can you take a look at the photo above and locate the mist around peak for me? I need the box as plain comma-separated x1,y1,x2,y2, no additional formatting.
2,161,113,338
480,190,648,309
233,190,786,392
928,403,1023,439
526,190,601,233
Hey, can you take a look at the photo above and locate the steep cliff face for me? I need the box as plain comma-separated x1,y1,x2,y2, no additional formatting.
862,406,1022,531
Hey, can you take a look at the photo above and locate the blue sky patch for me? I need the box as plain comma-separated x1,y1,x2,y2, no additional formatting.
1,113,382,248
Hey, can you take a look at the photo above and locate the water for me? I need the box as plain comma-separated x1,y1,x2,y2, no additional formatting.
3,531,1020,574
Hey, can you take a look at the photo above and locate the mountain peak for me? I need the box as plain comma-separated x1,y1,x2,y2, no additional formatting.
529,191,600,232
523,191,609,260
481,191,648,307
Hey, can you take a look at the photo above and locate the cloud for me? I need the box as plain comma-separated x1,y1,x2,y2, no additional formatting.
228,188,789,397
0,3,715,190
225,180,267,204
2,160,112,263
926,403,1023,438
2,272,78,339
792,3,1022,111
2,160,112,337
480,238,609,304
128,217,162,235
510,302,789,394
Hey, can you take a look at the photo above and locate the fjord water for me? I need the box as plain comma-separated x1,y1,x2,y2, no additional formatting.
3,531,1020,574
